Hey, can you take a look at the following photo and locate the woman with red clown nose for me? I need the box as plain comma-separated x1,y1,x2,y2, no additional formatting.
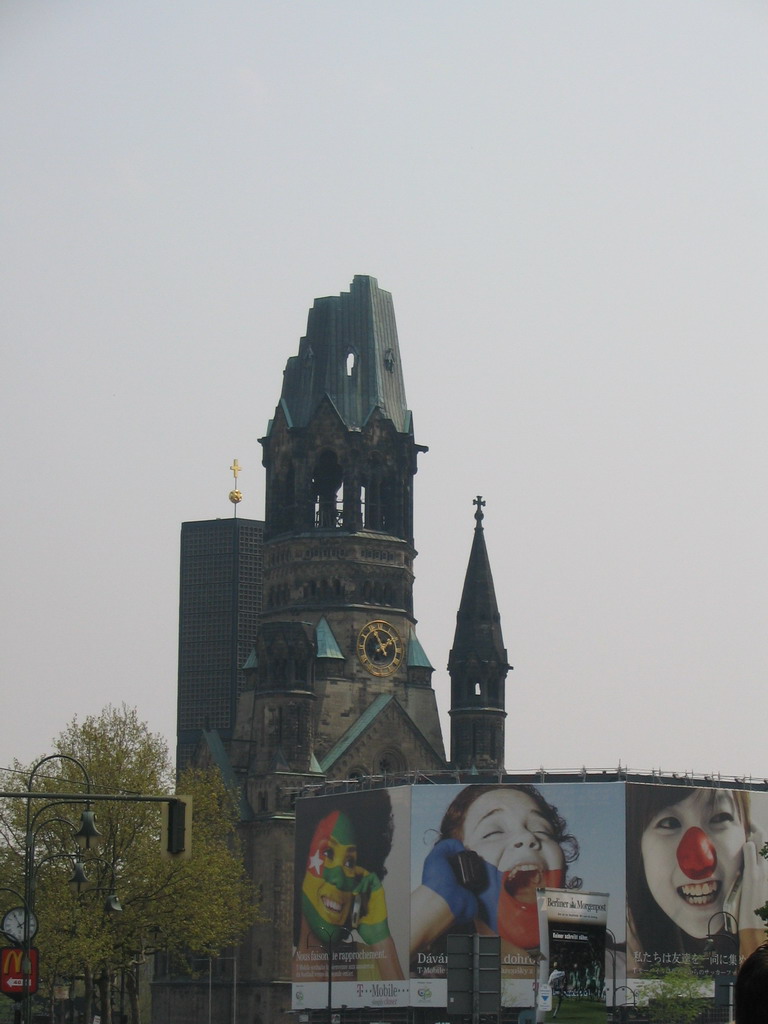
627,786,768,977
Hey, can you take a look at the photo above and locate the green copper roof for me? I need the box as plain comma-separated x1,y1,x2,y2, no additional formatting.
407,629,433,669
275,276,412,435
202,730,254,821
315,617,345,659
269,747,292,772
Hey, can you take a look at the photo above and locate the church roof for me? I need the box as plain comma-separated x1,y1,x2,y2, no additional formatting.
201,729,254,821
275,275,413,434
269,747,292,772
315,617,345,659
449,498,508,667
319,693,445,775
407,628,433,669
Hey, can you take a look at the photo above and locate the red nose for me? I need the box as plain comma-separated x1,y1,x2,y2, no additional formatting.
676,827,717,879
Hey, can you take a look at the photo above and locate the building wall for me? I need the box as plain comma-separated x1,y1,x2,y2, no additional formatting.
176,518,264,772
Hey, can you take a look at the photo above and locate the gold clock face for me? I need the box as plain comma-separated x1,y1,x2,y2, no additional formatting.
357,620,404,677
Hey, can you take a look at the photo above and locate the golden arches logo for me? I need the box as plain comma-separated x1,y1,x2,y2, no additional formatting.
1,945,37,995
2,948,23,974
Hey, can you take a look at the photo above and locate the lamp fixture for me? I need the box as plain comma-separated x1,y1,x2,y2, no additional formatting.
73,811,101,851
68,860,91,895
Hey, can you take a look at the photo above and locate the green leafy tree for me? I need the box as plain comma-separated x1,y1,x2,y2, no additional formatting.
0,706,257,1024
638,965,708,1024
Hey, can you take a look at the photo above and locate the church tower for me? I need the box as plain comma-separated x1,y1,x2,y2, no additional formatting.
207,277,445,1024
241,274,445,779
165,279,519,1024
448,496,509,771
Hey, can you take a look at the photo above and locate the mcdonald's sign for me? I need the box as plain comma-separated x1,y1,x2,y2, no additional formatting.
1,947,38,998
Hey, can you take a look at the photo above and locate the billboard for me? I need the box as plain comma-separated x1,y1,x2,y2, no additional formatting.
409,783,624,1010
626,783,768,980
292,787,412,1011
291,779,768,1010
536,888,608,1022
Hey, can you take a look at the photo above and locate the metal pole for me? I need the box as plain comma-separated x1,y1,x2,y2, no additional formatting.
23,774,35,1024
18,755,96,1024
232,958,237,1024
472,934,479,1024
327,934,333,1024
606,928,617,1021
208,958,212,1024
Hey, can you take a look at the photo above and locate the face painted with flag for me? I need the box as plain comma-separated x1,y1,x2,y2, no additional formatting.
302,811,360,943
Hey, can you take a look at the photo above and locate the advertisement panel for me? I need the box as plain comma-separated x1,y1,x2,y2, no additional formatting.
536,888,608,1022
626,783,768,980
0,947,39,997
292,778,768,1010
410,782,625,1009
292,786,412,1011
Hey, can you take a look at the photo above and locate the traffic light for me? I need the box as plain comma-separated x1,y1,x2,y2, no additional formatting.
161,796,192,858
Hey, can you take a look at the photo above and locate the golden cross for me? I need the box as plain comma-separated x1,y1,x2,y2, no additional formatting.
230,459,241,482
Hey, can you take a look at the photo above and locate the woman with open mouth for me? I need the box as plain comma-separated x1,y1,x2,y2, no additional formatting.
410,784,581,958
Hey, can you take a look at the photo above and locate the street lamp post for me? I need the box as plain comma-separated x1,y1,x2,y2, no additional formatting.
705,910,739,947
1,756,102,1024
528,948,547,1022
327,933,333,1024
605,928,618,1020
0,884,33,1024
705,911,739,1020
190,956,238,1024
1,756,182,1024
614,983,637,1021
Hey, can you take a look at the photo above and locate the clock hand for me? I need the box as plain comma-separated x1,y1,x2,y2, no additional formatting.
371,629,386,653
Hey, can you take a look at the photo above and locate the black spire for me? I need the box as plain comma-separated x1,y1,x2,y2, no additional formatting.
450,496,506,663
448,497,509,771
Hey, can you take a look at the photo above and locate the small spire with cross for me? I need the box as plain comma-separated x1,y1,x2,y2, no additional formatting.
229,459,243,515
473,494,485,525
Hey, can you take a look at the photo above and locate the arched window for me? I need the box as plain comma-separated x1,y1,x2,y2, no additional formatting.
313,450,343,528
376,749,404,776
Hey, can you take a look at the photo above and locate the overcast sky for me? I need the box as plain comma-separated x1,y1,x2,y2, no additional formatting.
2,1,767,781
